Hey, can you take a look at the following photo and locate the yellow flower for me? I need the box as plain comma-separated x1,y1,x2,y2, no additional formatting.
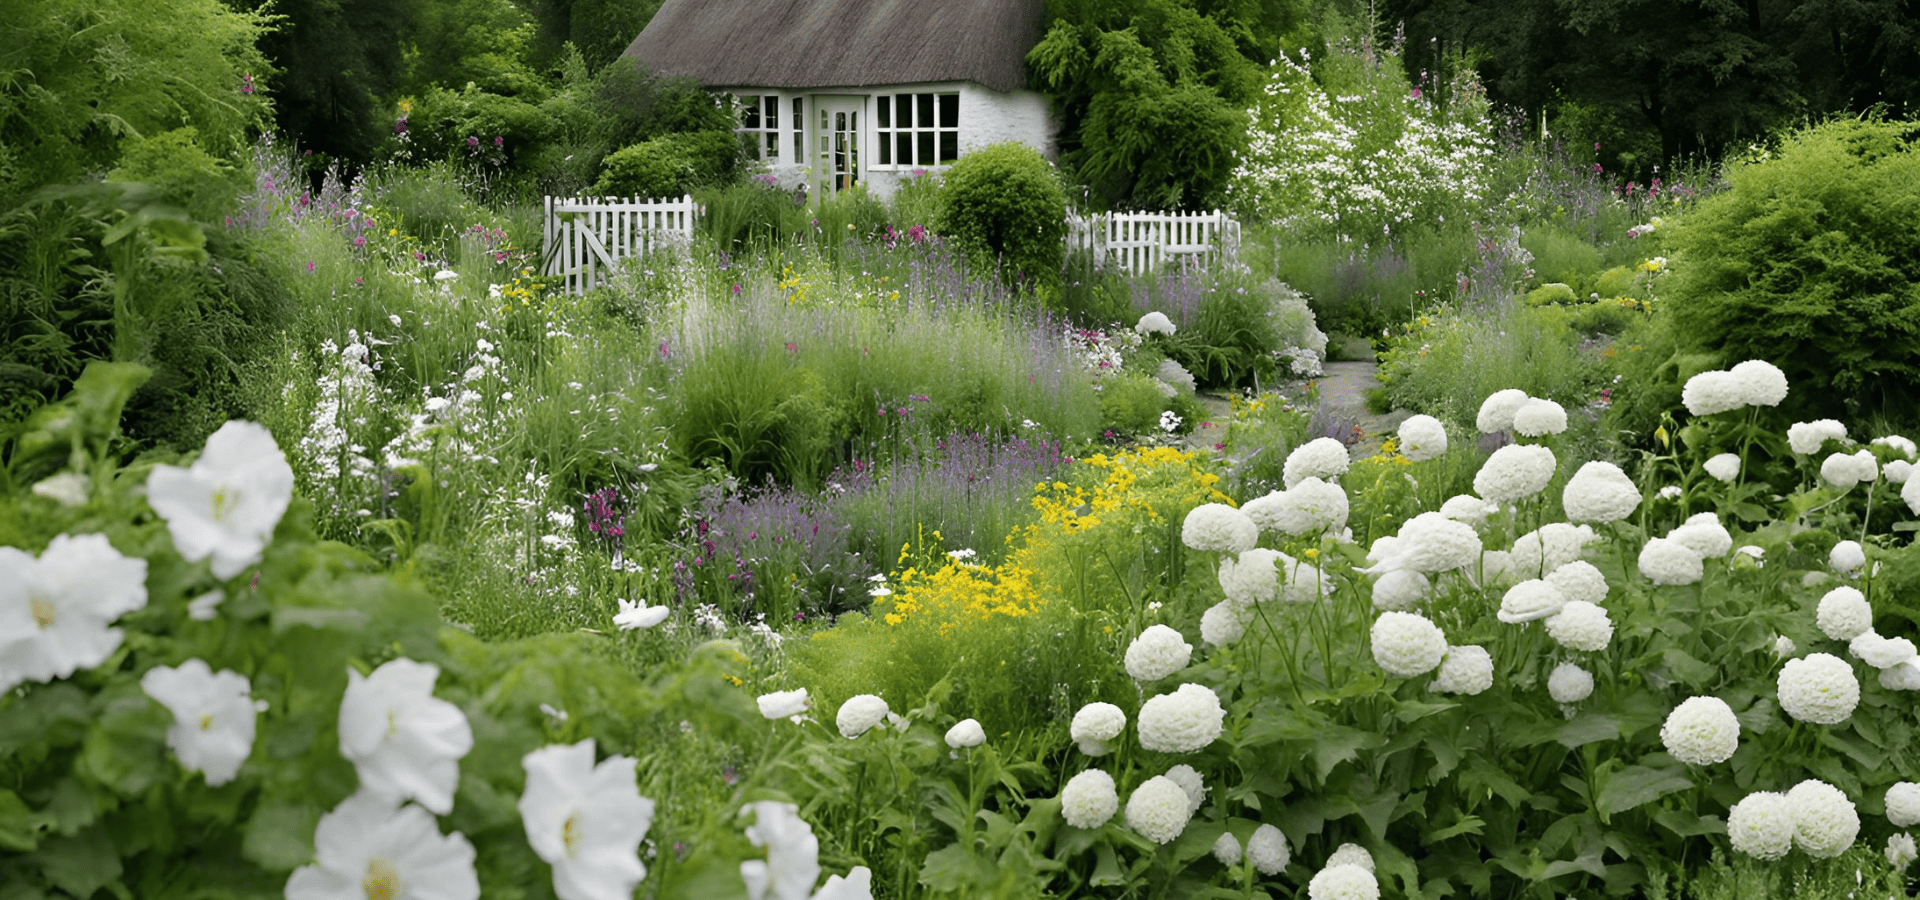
388,229,397,237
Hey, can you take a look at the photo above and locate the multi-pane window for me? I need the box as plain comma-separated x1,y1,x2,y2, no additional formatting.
737,94,781,161
791,97,805,160
875,92,958,167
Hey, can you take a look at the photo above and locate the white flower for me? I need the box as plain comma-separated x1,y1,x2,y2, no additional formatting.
31,472,88,506
943,718,987,749
1370,569,1430,611
187,589,224,621
1548,662,1594,704
1657,485,1683,500
1370,611,1448,678
1660,697,1739,765
1212,832,1243,867
1475,388,1530,434
147,420,296,579
519,739,654,900
1735,545,1767,568
1431,645,1492,695
1509,523,1597,578
614,599,670,630
1667,513,1732,559
1788,419,1848,455
1163,765,1206,814
1731,359,1789,406
1638,537,1704,586
1704,453,1741,482
1821,450,1876,488
1817,587,1873,641
1264,477,1350,535
1182,504,1259,553
811,867,873,900
1774,635,1797,657
1135,311,1176,335
1071,703,1127,756
1887,459,1915,484
1061,769,1119,829
0,533,148,691
1497,580,1566,624
836,695,889,739
1326,843,1374,872
1473,444,1557,505
739,801,820,900
1512,398,1567,436
1830,540,1866,577
1726,791,1794,860
1278,554,1332,604
1875,434,1919,460
1880,659,1920,690
1437,494,1496,529
1682,370,1746,416
757,688,810,720
1218,548,1282,605
1544,561,1608,606
1200,600,1254,647
434,269,459,282
1308,864,1380,900
141,659,261,786
284,792,480,900
1125,625,1193,682
1126,775,1192,844
1788,779,1860,858
1284,438,1351,488
1888,783,1920,827
1858,634,1916,669
1545,601,1613,652
1777,653,1860,725
1561,462,1640,523
1137,683,1225,753
1397,415,1448,461
1887,833,1917,870
339,658,474,814
1371,512,1482,574
1905,473,1920,516
1248,824,1290,874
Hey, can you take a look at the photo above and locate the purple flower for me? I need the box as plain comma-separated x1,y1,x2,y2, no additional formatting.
494,135,503,147
731,283,741,295
467,136,479,147
305,261,315,273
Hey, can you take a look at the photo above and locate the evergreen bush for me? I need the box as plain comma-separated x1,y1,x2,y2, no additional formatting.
934,143,1066,291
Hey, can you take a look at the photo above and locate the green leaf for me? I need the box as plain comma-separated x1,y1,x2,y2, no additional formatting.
76,694,169,795
241,800,321,872
270,606,370,634
1659,648,1717,687
0,789,45,851
1311,726,1386,780
1090,840,1125,886
1554,714,1619,749
918,842,993,892
1539,848,1606,880
1652,808,1725,838
1595,763,1695,819
33,825,121,899
1424,812,1486,844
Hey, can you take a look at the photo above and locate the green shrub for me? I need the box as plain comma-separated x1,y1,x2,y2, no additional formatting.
935,143,1066,291
1520,223,1604,290
1377,302,1606,428
1663,118,1920,423
593,130,740,199
1098,372,1177,436
1592,265,1637,298
1523,282,1578,306
1565,299,1641,337
108,128,243,224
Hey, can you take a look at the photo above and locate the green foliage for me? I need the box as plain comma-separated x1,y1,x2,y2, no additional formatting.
107,129,245,226
1377,301,1606,428
1098,372,1180,437
405,0,545,97
1564,299,1641,338
1592,265,1637,298
1522,224,1605,291
935,144,1067,291
1523,282,1578,307
698,180,809,253
243,0,423,164
1662,118,1920,424
594,132,738,199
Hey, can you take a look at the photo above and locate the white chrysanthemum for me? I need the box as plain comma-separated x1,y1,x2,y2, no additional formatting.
1858,634,1917,669
1247,824,1290,874
1659,696,1739,766
1548,663,1594,704
1264,477,1349,535
1325,843,1374,872
284,792,480,900
1182,504,1259,553
1136,311,1176,335
1512,398,1568,436
1821,450,1877,488
1284,438,1351,489
1380,512,1483,574
1137,683,1225,753
1875,434,1919,460
1787,779,1860,858
1478,549,1515,587
836,695,890,739
1397,415,1448,461
1881,659,1920,690
1071,703,1127,756
1544,561,1608,606
1817,586,1873,641
1638,537,1704,586
1307,864,1380,900
1474,444,1558,505
1125,625,1193,682
1200,600,1254,648
141,659,261,786
1218,548,1283,605
1777,653,1860,725
1476,389,1531,434
1667,513,1732,559
1238,491,1285,533
1212,831,1243,867
757,688,810,721
1124,776,1191,844
1788,419,1848,455
1509,523,1598,578
1887,783,1920,827
1437,494,1497,529
1366,535,1404,567
147,420,296,579
1774,635,1797,657
1905,474,1920,516
519,739,654,900
1370,612,1448,678
1704,453,1742,482
1731,359,1789,406
0,533,149,692
1163,764,1206,815
1545,601,1613,652
1370,569,1430,611
1278,555,1332,604
945,719,985,749
1682,370,1746,416
1061,769,1118,829
1888,833,1917,870
1726,791,1795,860
1830,540,1866,577
339,658,474,815
1431,645,1492,695
1497,579,1566,624
1561,462,1640,523
1887,459,1915,485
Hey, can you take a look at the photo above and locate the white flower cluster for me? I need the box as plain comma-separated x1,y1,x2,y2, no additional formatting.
1548,662,1594,704
1137,683,1225,753
1072,703,1127,756
1201,600,1254,647
1370,512,1482,574
1511,398,1567,437
1786,779,1860,858
1498,579,1566,624
1830,539,1867,577
1476,389,1531,434
1638,537,1704,586
1887,782,1920,827
836,695,890,739
1370,611,1448,678
1136,311,1176,336
1061,769,1118,828
1544,600,1613,652
1370,568,1430,611
1727,791,1795,860
1284,438,1351,488
1219,548,1283,605
1125,776,1192,844
1396,415,1448,461
1821,449,1878,488
1561,462,1640,524
1182,504,1259,553
1248,824,1290,874
1788,419,1848,455
1777,653,1859,724
1508,523,1597,579
1245,477,1350,535
1680,360,1789,416
1667,513,1732,559
1307,864,1380,900
1704,452,1741,482
1817,586,1873,640
1125,625,1193,682
1659,696,1739,765
1431,645,1493,695
1544,560,1608,606
1474,444,1557,505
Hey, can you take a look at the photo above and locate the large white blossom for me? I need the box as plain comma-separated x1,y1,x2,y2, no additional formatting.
1071,703,1127,756
1544,561,1608,606
945,719,986,749
1135,311,1176,336
1508,523,1597,579
836,695,890,739
1704,453,1741,482
1212,832,1243,867
1218,548,1283,605
1638,537,1704,586
1667,513,1732,559
1125,776,1193,844
1561,462,1640,523
812,868,873,900
1163,764,1206,815
1370,512,1481,574
1497,580,1566,625
1264,477,1349,535
1137,683,1225,753
1431,645,1492,695
1370,611,1447,678
1887,783,1920,827
1397,415,1448,461
1125,625,1193,682
1726,791,1794,860
1787,779,1860,858
1548,663,1594,704
1821,450,1877,488
1473,444,1558,505
1475,389,1531,434
1855,633,1917,670
1284,438,1351,488
1201,600,1254,648
1881,659,1920,691
1370,569,1430,611
1888,459,1915,484
1829,540,1866,577
757,688,811,721
1512,398,1568,436
1888,833,1917,870
519,739,654,900
0,533,148,692
1777,653,1860,724
739,801,820,900
284,792,479,900
1682,370,1747,416
1905,473,1920,516
613,599,670,630
1248,824,1290,874
141,659,262,786
1060,769,1118,829
1437,494,1497,529
147,420,296,579
1731,359,1789,406
339,658,474,815
1182,504,1259,553
1307,864,1380,900
1660,697,1739,766
1788,420,1848,455
1875,434,1919,460
1326,844,1374,872
1544,600,1613,652
1278,555,1333,604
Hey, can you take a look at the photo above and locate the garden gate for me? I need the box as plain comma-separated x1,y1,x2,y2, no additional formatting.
541,195,702,296
1065,210,1242,276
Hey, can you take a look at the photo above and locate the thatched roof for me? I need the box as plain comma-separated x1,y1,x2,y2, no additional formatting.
623,0,1044,94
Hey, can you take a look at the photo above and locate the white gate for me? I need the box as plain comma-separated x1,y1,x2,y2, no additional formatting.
1065,209,1241,276
542,195,702,295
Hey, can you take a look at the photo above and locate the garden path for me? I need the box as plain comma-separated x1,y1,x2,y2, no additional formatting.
1187,358,1412,459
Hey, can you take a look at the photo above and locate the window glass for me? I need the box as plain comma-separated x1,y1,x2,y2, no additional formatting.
766,96,778,129
939,131,958,163
917,94,934,130
939,93,958,128
872,92,960,168
897,94,913,127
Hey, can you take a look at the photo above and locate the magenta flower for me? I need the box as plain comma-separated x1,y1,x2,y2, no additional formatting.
240,74,256,95
467,136,479,147
305,261,315,273
494,135,503,147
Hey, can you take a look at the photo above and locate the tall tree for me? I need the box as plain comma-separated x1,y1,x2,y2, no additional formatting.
236,0,425,164
514,0,665,73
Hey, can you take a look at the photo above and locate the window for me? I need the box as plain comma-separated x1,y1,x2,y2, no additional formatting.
875,92,958,168
791,97,805,160
736,94,781,161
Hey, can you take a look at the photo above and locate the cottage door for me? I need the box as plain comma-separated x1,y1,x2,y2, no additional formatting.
814,97,863,197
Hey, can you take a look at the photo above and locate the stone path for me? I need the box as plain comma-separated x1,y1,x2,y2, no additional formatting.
1186,351,1413,460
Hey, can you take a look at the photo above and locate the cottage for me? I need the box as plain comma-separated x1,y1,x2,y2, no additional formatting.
622,0,1053,201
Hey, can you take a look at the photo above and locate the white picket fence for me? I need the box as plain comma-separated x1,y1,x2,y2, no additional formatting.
1066,209,1241,276
541,195,701,296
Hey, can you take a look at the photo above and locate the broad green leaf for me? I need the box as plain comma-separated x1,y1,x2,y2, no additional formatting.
1090,840,1125,886
0,789,44,851
1424,812,1486,844
1539,849,1606,880
1595,763,1695,819
1312,726,1386,780
918,843,992,892
241,801,321,872
32,825,121,899
1652,808,1725,838
1554,714,1619,749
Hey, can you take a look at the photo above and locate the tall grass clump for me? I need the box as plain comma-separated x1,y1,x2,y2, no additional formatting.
829,430,1074,568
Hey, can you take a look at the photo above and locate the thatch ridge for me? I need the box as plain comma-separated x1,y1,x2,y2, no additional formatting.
623,0,1044,95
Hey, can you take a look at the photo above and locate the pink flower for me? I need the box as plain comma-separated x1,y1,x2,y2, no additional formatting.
305,261,315,273
785,342,798,352
467,136,479,147
494,136,503,147
352,236,366,247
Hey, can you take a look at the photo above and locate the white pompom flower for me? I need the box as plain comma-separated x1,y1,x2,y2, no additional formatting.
1071,703,1127,756
1881,659,1920,691
1370,611,1448,678
1887,833,1917,870
1659,696,1739,766
1875,434,1919,460
1858,634,1917,670
1373,512,1482,575
1512,398,1568,436
1060,769,1118,829
1136,311,1176,335
1284,438,1351,489
1704,453,1741,482
1788,419,1848,455
1886,782,1920,827
1887,459,1914,484
1265,477,1349,535
1247,824,1290,874
1544,560,1608,606
757,688,810,721
1370,569,1430,611
1544,600,1613,652
1830,540,1866,577
1562,461,1640,523
1727,791,1795,860
1508,523,1598,579
1163,764,1206,815
1325,843,1374,872
1137,683,1225,753
1638,537,1704,586
1397,415,1448,461
1124,776,1192,844
1200,600,1254,648
1497,579,1567,624
1438,494,1498,529
1218,548,1283,605
836,695,890,739
1821,451,1877,488
1476,389,1531,434
1787,779,1860,858
1777,653,1860,725
1682,370,1747,416
1124,625,1193,682
1905,474,1920,516
1474,444,1558,505
945,719,986,749
1731,359,1789,406
1431,645,1493,696
1817,586,1873,641
1667,513,1732,559
1307,864,1380,900
1548,662,1594,704
1182,504,1259,553
1212,832,1243,867
1278,555,1333,604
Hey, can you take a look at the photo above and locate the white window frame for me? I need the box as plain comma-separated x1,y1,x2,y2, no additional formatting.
873,91,959,169
735,94,784,163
